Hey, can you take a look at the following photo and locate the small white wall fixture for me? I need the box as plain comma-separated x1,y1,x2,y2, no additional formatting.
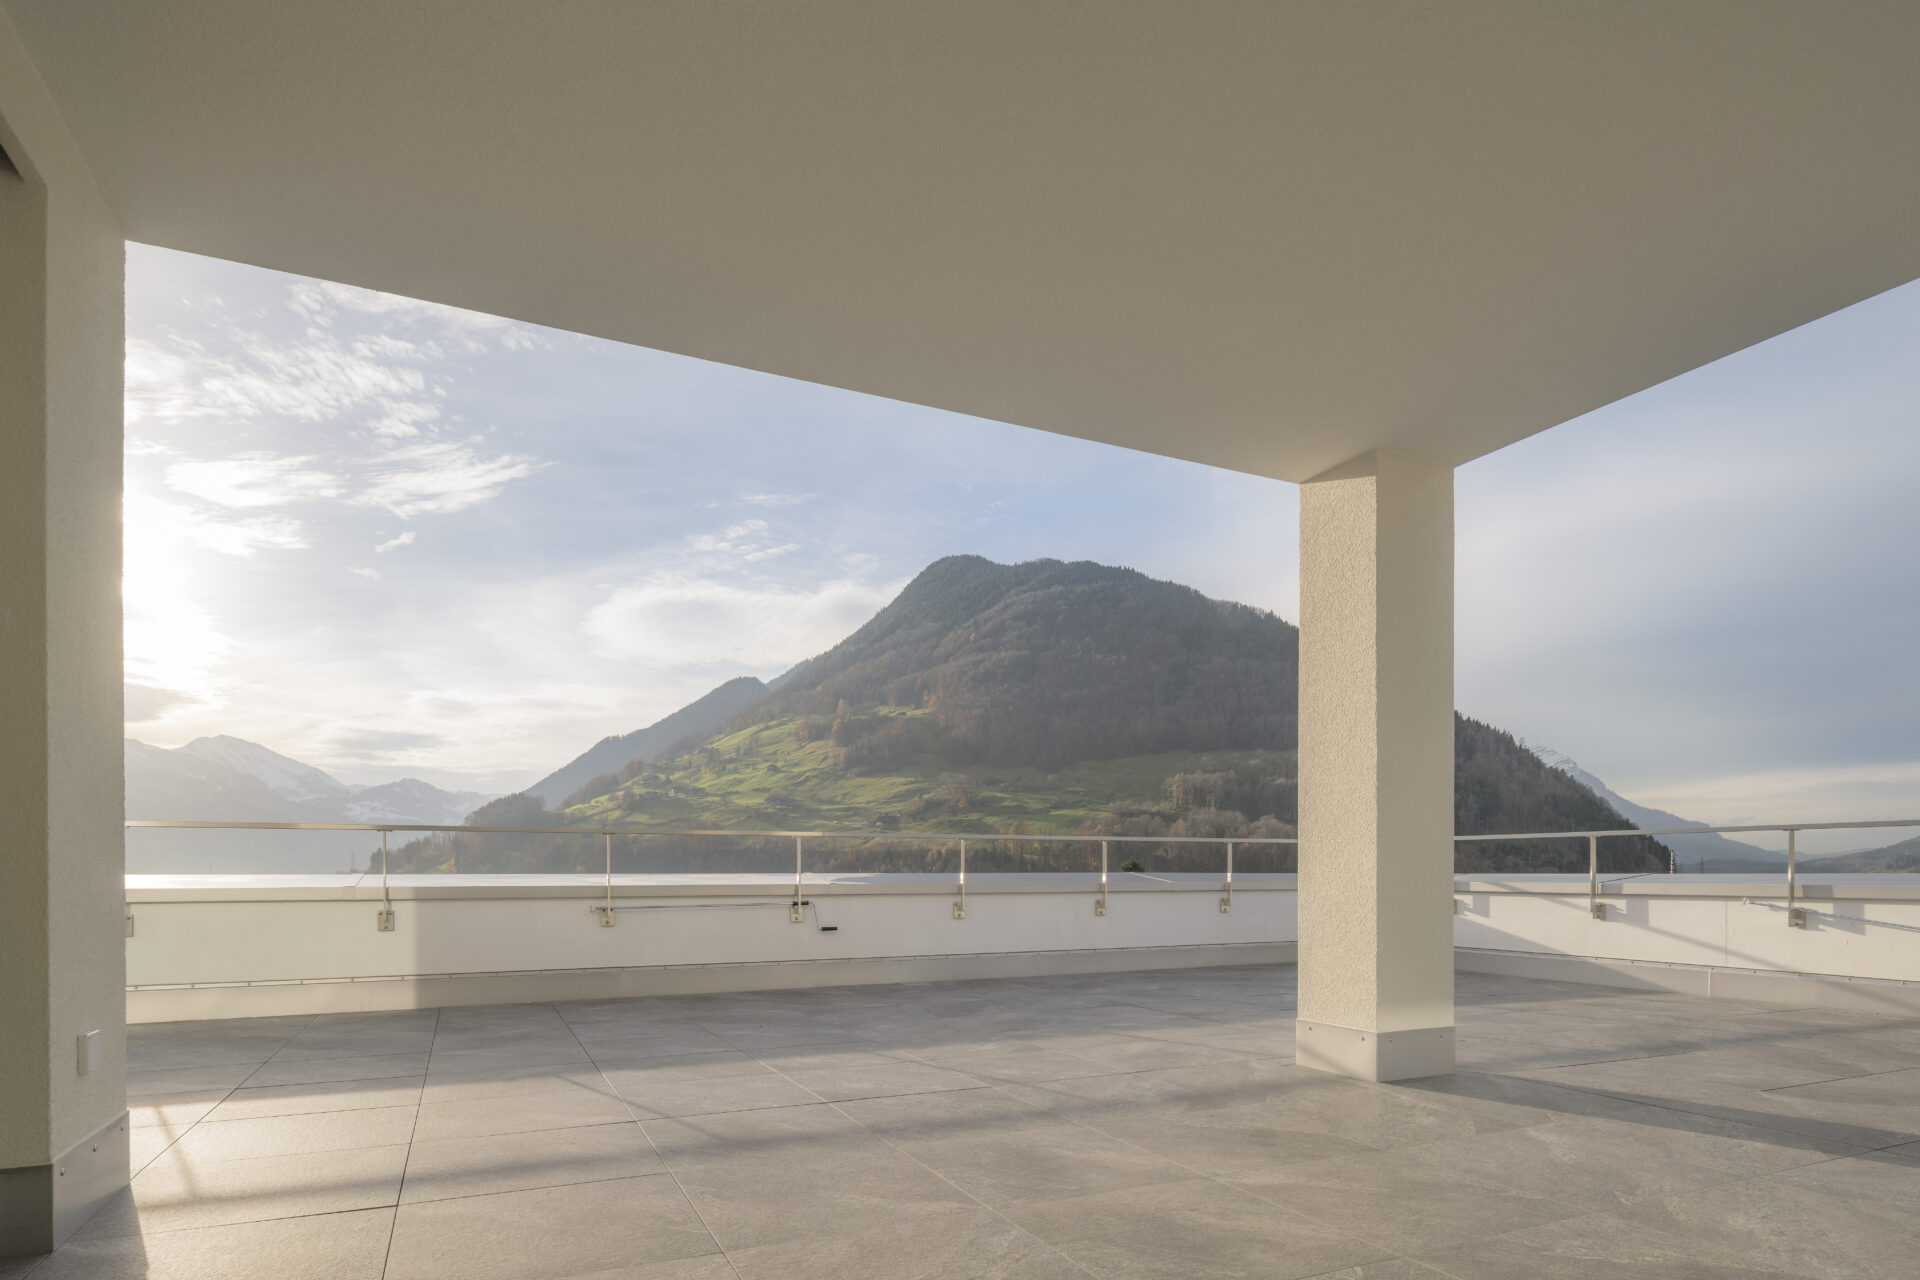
1295,449,1456,1082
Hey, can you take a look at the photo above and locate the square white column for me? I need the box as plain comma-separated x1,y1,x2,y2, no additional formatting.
1295,449,1455,1081
1,23,129,1255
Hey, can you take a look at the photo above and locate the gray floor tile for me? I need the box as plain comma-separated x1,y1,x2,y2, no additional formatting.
268,1029,437,1061
1075,1100,1385,1177
411,1085,631,1141
837,1089,1191,1210
1005,1177,1395,1280
170,1105,418,1161
400,1121,663,1203
778,1059,986,1102
595,1050,770,1090
28,1207,395,1280
129,1124,181,1174
1290,1261,1453,1279
124,1039,286,1070
129,1090,228,1130
575,1025,738,1060
617,1071,823,1120
1605,1162,1920,1278
244,1050,430,1088
203,1075,424,1121
1228,1140,1588,1255
644,1106,977,1250
1411,1207,1798,1277
384,1176,718,1280
418,1063,608,1104
53,970,1920,1280
125,1062,258,1098
902,1043,1112,1084
75,1144,408,1237
727,1206,1087,1279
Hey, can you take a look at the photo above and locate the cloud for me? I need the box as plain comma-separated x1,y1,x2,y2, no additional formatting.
331,728,445,756
375,531,416,553
190,515,308,556
287,279,545,353
165,454,341,508
354,441,544,517
125,682,190,723
1630,759,1920,851
350,567,381,580
739,492,816,507
583,576,903,670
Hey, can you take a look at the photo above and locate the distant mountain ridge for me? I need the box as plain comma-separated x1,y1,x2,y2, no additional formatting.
1530,748,1784,870
127,736,493,872
524,676,771,806
497,556,1671,876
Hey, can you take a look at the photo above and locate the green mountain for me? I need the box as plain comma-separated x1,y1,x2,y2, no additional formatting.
524,675,771,807
394,556,1667,875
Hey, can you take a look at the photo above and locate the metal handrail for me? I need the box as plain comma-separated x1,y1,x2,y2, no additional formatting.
126,815,1919,932
1454,817,1920,927
125,818,1295,931
124,818,1294,844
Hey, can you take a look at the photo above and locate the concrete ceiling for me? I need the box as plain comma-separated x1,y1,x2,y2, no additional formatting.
7,2,1920,481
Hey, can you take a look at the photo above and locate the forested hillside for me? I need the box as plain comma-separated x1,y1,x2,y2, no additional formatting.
392,556,1667,875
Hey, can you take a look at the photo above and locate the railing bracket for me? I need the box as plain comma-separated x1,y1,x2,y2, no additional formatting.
124,911,134,938
593,905,616,927
376,909,394,932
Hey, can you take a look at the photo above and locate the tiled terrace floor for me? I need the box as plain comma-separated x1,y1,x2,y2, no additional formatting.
10,966,1920,1279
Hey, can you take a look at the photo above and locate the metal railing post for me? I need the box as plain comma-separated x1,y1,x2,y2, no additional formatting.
1786,828,1804,927
791,835,805,923
953,839,967,919
1096,840,1108,916
1221,841,1233,914
376,830,394,931
597,831,615,926
1588,834,1604,920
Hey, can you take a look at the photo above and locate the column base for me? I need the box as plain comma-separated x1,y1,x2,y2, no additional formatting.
0,1111,129,1258
1296,1020,1454,1082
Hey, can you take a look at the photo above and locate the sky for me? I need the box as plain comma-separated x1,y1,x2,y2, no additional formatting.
125,244,1920,850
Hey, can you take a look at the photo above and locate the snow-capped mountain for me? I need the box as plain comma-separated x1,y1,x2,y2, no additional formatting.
346,777,491,826
1531,747,1784,869
175,735,350,806
126,736,494,873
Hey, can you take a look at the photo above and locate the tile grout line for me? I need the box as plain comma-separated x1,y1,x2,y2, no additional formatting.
739,1052,1104,1279
969,1077,1432,1268
122,1013,320,1181
377,1004,439,1280
562,1006,747,1279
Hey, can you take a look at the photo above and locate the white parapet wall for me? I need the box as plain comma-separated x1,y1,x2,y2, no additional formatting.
124,872,1298,1022
1453,873,1920,1016
123,871,1920,1022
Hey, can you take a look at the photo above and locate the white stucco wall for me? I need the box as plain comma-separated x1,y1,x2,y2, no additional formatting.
124,874,1298,1021
1,10,126,1173
1455,874,1920,987
121,873,1920,1023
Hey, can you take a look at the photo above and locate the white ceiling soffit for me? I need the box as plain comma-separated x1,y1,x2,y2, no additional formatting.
8,2,1920,481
